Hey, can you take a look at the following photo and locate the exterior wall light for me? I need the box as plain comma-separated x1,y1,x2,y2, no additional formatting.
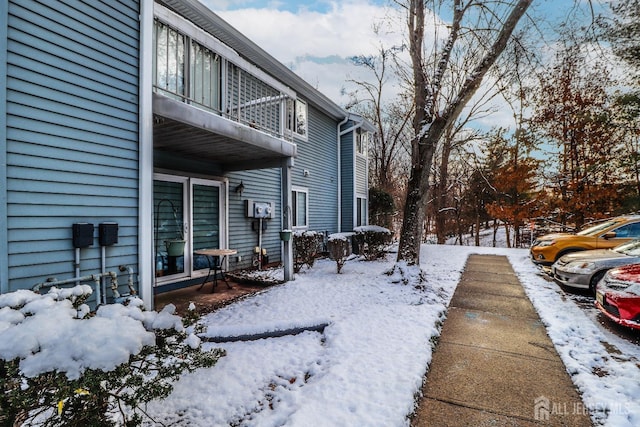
235,181,245,195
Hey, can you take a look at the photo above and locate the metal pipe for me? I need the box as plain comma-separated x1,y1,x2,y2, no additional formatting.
32,271,119,305
101,246,106,305
75,247,81,286
109,271,120,299
119,265,137,296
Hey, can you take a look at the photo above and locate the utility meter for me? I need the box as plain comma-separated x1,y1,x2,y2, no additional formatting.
254,202,272,219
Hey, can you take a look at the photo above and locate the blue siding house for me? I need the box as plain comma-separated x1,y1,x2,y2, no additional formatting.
0,0,373,309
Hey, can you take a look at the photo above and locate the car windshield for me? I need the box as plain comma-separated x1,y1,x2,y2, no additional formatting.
615,240,640,256
577,220,620,236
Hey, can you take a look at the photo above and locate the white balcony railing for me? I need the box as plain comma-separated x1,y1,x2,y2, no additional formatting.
152,18,297,141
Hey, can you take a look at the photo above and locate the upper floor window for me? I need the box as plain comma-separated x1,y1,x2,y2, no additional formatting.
154,21,186,98
356,128,370,156
287,99,308,139
292,186,309,228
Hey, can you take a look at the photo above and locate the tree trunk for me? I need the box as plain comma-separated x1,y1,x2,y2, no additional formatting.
475,208,481,246
396,0,533,265
436,139,452,244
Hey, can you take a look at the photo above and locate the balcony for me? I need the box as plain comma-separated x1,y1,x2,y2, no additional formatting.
152,12,300,170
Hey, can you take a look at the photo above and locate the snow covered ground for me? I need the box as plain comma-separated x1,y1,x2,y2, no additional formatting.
142,242,640,426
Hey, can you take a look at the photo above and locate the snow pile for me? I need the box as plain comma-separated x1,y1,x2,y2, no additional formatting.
144,244,640,426
509,251,640,426
3,244,639,426
0,287,189,380
142,245,468,426
353,225,392,234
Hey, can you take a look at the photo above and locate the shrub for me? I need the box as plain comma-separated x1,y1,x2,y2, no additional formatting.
0,286,224,427
368,188,395,230
327,233,352,273
293,231,324,273
353,225,392,260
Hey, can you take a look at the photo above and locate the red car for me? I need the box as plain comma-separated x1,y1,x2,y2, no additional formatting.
595,264,640,330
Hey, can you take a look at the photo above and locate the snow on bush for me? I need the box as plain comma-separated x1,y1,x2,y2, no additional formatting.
293,230,324,273
327,233,353,273
353,225,392,260
0,285,225,426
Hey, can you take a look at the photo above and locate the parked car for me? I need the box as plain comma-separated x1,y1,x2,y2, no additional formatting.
530,215,640,265
551,240,640,294
595,264,640,330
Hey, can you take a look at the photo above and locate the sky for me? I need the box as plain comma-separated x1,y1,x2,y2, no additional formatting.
202,0,400,108
3,238,639,425
199,0,610,132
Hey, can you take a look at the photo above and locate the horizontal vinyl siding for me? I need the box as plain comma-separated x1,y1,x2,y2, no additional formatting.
355,155,368,195
227,169,282,271
293,104,338,233
5,0,140,293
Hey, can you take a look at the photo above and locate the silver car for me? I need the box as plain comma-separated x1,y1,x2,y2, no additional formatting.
551,240,640,294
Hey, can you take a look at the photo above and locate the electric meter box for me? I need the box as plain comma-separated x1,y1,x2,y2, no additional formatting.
72,223,94,248
99,222,119,246
245,200,274,219
254,202,272,219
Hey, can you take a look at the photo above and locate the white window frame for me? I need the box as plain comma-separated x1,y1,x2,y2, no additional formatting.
153,173,228,285
356,195,367,227
292,186,309,229
356,128,370,156
287,98,308,140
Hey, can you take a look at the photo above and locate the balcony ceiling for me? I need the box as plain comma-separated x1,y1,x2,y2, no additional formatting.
153,93,296,171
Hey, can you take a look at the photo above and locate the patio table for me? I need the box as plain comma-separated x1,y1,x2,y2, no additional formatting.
195,248,237,292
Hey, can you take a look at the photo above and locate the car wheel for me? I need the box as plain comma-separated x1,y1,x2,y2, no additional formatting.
589,271,606,296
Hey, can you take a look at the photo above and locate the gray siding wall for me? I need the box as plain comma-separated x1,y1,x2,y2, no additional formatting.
227,169,282,271
226,104,340,269
4,0,140,293
356,155,368,195
341,131,354,232
292,104,339,233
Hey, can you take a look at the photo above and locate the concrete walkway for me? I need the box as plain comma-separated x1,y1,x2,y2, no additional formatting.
412,254,592,426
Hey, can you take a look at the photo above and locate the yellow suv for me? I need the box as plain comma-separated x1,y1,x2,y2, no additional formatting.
530,216,640,265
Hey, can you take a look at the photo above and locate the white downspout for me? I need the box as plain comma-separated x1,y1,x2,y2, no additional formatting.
336,115,349,233
139,0,154,310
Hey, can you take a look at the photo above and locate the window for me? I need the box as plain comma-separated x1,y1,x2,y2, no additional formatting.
292,187,309,228
356,128,370,156
153,20,186,99
190,40,221,112
356,197,367,227
612,222,640,238
287,99,308,139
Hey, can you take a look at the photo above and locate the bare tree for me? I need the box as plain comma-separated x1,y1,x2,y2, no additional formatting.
346,46,414,232
394,0,533,269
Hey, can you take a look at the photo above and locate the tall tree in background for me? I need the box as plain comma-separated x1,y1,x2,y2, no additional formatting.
533,42,621,228
601,0,640,212
485,143,540,248
395,0,533,269
612,93,640,212
602,0,640,80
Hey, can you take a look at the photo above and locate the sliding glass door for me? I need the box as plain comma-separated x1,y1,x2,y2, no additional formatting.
154,175,224,285
192,179,221,274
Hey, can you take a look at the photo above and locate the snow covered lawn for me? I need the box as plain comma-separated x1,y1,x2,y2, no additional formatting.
142,244,639,426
